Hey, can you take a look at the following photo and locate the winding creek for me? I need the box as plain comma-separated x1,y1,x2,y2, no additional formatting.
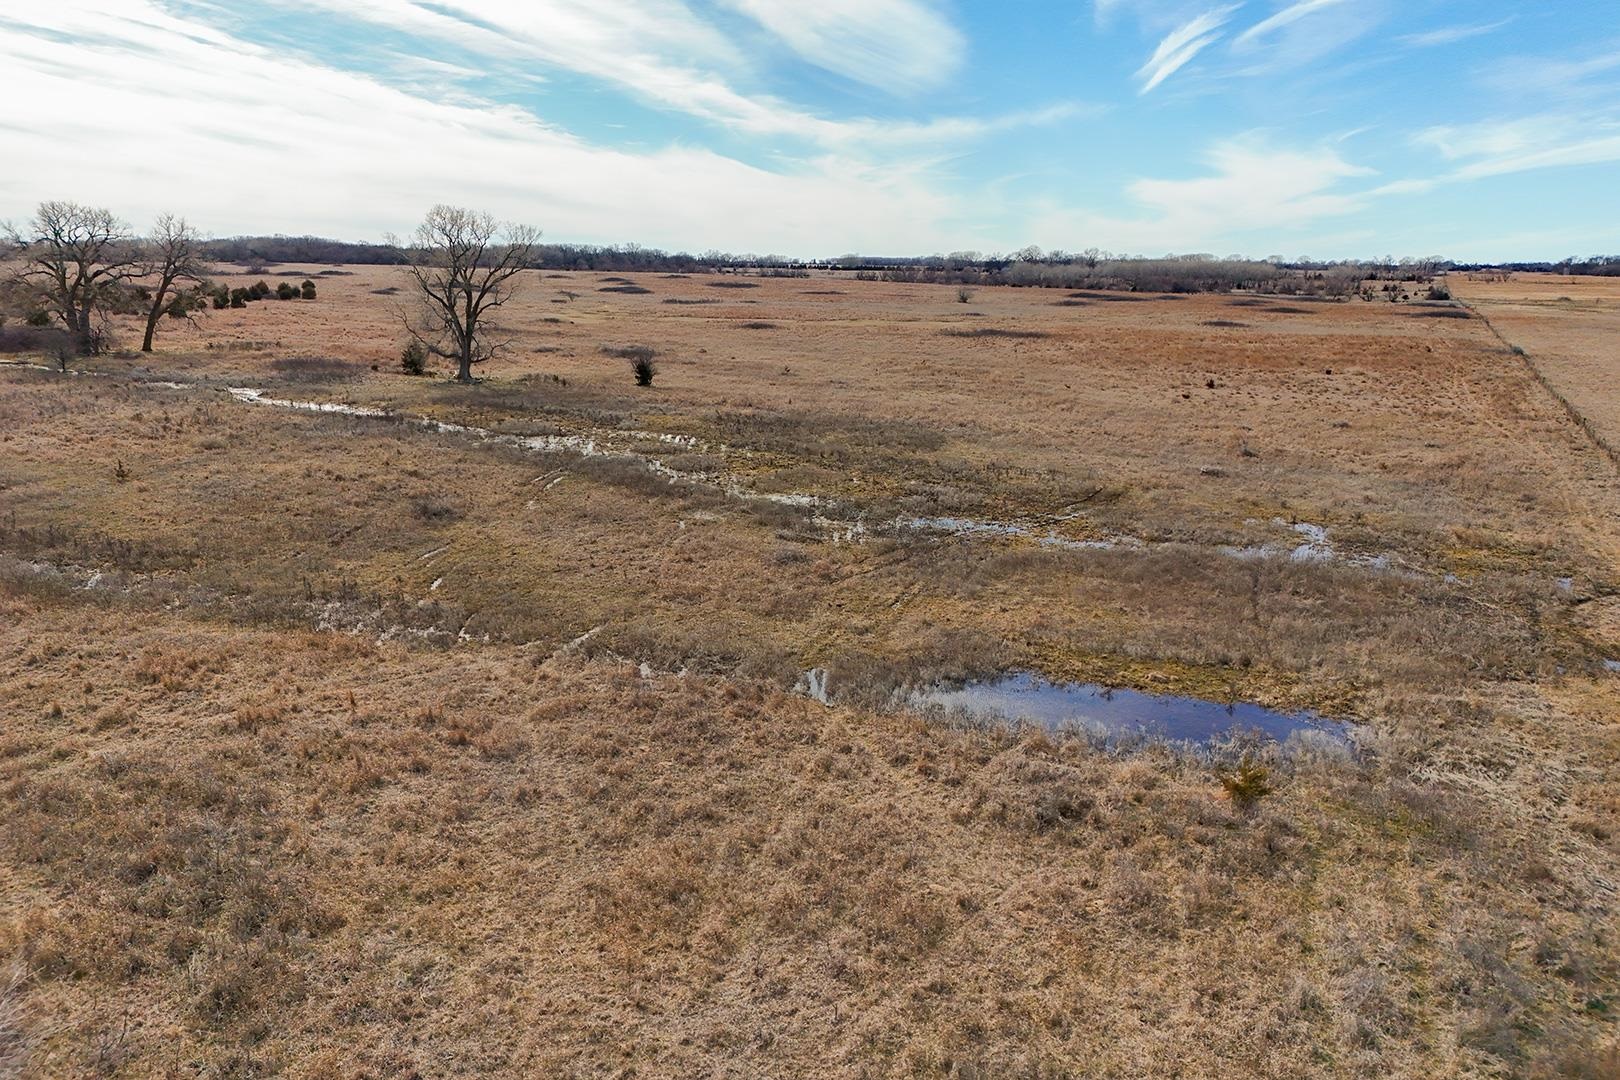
17,372,1596,746
216,384,1405,571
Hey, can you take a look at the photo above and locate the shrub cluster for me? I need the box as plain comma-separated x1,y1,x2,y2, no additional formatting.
207,278,315,309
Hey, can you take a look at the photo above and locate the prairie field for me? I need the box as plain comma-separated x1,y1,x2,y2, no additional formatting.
2,267,1619,1078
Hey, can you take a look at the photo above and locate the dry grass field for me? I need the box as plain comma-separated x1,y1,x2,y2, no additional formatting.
2,267,1618,1077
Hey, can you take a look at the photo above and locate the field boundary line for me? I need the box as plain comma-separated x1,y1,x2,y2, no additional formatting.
1459,298,1620,472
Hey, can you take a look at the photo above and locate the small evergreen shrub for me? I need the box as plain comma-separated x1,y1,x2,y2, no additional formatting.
631,354,656,386
300,280,317,300
1219,757,1273,810
401,340,427,376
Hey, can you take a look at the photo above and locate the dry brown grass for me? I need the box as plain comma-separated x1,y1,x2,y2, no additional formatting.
2,603,1615,1077
1,267,1617,1076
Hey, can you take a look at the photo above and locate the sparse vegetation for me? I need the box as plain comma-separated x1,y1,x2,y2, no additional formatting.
268,354,362,381
939,327,1048,339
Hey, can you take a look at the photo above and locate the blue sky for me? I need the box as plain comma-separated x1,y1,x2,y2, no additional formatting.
2,0,1617,259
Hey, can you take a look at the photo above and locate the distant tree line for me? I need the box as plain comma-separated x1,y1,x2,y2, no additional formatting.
1451,256,1620,277
199,235,798,273
190,233,1620,289
8,201,1614,374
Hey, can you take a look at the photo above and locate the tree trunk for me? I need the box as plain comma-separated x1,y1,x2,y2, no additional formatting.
144,273,178,352
71,309,93,356
141,305,161,352
457,340,473,383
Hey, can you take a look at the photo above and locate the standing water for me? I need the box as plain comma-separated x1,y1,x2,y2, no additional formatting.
911,671,1347,744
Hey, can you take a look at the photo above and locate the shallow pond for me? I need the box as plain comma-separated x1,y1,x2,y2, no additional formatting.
911,671,1347,744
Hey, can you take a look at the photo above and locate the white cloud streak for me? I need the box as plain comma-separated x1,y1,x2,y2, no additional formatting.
1395,19,1511,49
718,0,965,94
1411,115,1620,181
1232,0,1352,46
1135,5,1239,93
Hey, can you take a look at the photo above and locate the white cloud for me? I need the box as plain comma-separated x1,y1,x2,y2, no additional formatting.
1135,6,1239,93
718,0,965,94
0,1,974,253
1479,48,1620,102
1029,136,1372,250
265,0,1016,150
1128,138,1370,225
1395,19,1511,49
1232,0,1352,47
1412,115,1620,180
1092,0,1134,26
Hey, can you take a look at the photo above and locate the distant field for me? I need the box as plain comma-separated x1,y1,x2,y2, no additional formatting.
1454,272,1620,469
2,269,1617,1077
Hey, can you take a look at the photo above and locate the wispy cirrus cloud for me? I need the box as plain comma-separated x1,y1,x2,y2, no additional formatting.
1135,5,1240,94
1092,0,1135,26
1396,19,1512,49
1232,0,1352,47
1366,112,1620,200
717,0,965,94
1414,115,1620,179
264,0,1066,151
1477,46,1620,102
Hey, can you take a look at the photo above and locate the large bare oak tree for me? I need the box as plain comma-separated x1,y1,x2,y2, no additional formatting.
4,201,139,358
400,205,541,383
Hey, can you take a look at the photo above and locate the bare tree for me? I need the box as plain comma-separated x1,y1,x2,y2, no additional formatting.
399,205,541,382
4,201,138,357
140,214,207,352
